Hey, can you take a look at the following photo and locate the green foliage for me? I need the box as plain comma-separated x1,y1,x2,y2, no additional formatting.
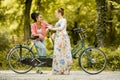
0,31,10,70
101,47,120,70
110,0,120,4
0,51,9,70
0,0,25,36
0,32,9,51
45,37,54,57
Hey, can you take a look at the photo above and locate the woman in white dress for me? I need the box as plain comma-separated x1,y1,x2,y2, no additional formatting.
48,8,72,75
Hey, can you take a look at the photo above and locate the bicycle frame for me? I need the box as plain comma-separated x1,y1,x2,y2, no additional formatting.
71,31,94,60
72,32,86,58
27,40,40,58
7,41,36,60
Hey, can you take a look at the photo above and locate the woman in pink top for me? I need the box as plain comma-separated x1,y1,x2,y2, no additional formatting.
31,12,49,58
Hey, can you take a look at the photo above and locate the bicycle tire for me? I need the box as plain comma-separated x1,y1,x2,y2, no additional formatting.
79,47,106,75
8,45,34,74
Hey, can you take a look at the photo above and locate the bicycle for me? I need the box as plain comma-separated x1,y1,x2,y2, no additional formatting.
72,28,106,75
7,28,106,75
7,36,53,74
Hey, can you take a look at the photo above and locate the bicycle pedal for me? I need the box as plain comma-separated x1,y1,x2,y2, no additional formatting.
36,70,43,74
37,62,46,67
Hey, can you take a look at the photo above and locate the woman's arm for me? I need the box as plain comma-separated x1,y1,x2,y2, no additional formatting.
40,22,50,40
49,19,66,31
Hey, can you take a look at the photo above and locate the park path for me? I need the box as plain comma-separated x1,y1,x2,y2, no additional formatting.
0,70,120,80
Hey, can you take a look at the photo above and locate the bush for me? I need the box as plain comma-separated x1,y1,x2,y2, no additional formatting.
0,51,9,70
102,47,120,71
0,32,10,70
0,32,9,51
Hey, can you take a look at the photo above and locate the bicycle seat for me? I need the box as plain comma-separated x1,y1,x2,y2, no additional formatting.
73,28,85,33
30,36,39,40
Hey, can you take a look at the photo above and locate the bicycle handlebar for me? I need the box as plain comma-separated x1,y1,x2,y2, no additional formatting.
73,28,86,33
30,36,39,40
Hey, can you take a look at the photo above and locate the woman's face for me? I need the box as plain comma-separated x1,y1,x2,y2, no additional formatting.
55,10,60,18
36,15,42,22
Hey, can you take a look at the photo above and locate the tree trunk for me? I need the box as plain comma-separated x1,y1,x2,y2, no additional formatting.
95,0,107,47
24,0,32,41
72,6,81,45
32,0,42,12
72,22,79,45
107,2,115,44
36,0,41,11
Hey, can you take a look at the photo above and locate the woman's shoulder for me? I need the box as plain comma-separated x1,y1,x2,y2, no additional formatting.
42,21,48,24
41,21,49,27
60,18,66,23
61,18,66,21
42,21,48,25
31,23,36,27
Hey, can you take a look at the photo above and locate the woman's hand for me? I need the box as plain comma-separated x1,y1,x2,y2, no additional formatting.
39,34,43,38
47,25,53,30
51,33,55,40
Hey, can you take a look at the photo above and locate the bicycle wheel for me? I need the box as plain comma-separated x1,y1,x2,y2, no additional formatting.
79,47,106,75
8,45,34,74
